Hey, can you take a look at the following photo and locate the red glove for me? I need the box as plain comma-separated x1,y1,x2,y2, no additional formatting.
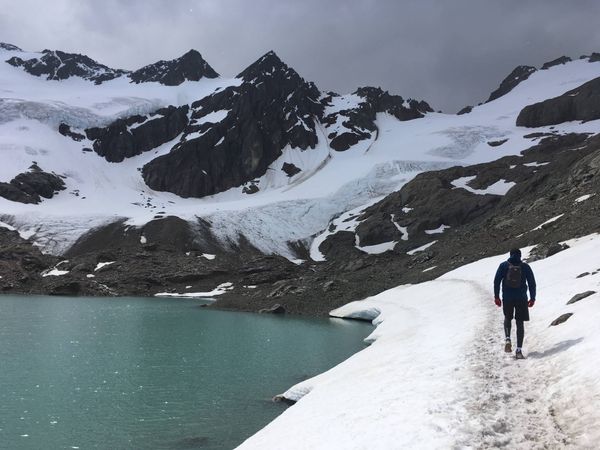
528,300,535,308
494,298,501,307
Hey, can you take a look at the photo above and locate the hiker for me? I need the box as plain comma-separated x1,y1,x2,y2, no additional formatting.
493,248,536,359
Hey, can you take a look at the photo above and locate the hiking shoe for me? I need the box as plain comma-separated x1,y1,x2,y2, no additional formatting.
515,349,525,360
504,340,512,353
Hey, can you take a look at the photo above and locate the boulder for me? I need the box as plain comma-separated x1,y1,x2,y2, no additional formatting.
550,313,573,326
527,242,569,262
457,105,473,115
282,162,301,177
566,290,596,305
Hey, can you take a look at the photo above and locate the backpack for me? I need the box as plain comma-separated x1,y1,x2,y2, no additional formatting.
505,263,522,289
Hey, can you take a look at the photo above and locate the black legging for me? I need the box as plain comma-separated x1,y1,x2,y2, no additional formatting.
504,317,524,348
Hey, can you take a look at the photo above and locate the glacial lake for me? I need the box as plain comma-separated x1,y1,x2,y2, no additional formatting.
0,295,370,449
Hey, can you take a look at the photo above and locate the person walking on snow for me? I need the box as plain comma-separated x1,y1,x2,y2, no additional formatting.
493,248,536,359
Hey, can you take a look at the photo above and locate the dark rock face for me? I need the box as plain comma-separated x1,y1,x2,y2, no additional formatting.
567,291,596,305
486,65,536,103
589,53,600,63
85,106,189,162
541,56,572,70
352,168,502,251
0,42,22,51
457,105,473,115
129,50,219,85
516,76,600,127
6,50,128,84
322,87,433,151
142,51,324,198
0,227,57,292
6,46,221,87
58,123,85,141
0,165,65,204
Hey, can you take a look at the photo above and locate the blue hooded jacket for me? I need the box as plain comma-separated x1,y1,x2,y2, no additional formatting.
494,255,536,302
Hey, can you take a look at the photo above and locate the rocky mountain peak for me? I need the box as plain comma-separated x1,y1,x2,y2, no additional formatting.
237,50,296,82
486,65,537,103
129,49,219,85
142,51,324,199
6,49,128,84
0,42,22,51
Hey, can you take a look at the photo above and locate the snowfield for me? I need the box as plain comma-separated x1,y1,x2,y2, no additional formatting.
2,55,600,259
237,234,600,449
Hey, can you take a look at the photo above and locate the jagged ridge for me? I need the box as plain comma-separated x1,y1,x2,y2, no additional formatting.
141,51,324,198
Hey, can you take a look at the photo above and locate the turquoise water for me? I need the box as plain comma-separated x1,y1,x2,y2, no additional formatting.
0,295,370,449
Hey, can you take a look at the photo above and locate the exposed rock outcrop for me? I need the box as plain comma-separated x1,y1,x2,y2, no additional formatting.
6,49,128,84
0,165,65,204
85,105,189,162
486,65,536,103
541,56,572,70
129,49,219,85
58,123,85,141
282,162,301,177
142,51,324,198
516,76,600,127
0,42,22,51
589,53,600,63
457,105,473,115
322,87,432,151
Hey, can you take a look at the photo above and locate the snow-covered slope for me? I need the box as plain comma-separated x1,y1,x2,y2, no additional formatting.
2,46,600,258
238,234,600,449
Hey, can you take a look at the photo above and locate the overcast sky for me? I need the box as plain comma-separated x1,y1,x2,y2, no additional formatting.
2,0,600,111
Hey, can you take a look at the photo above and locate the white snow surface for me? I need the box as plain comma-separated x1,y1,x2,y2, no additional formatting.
575,193,595,203
451,176,516,196
154,282,233,299
532,214,565,231
406,240,437,255
238,234,600,449
2,55,600,259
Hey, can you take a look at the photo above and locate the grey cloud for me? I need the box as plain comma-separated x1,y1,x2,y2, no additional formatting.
1,0,600,111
